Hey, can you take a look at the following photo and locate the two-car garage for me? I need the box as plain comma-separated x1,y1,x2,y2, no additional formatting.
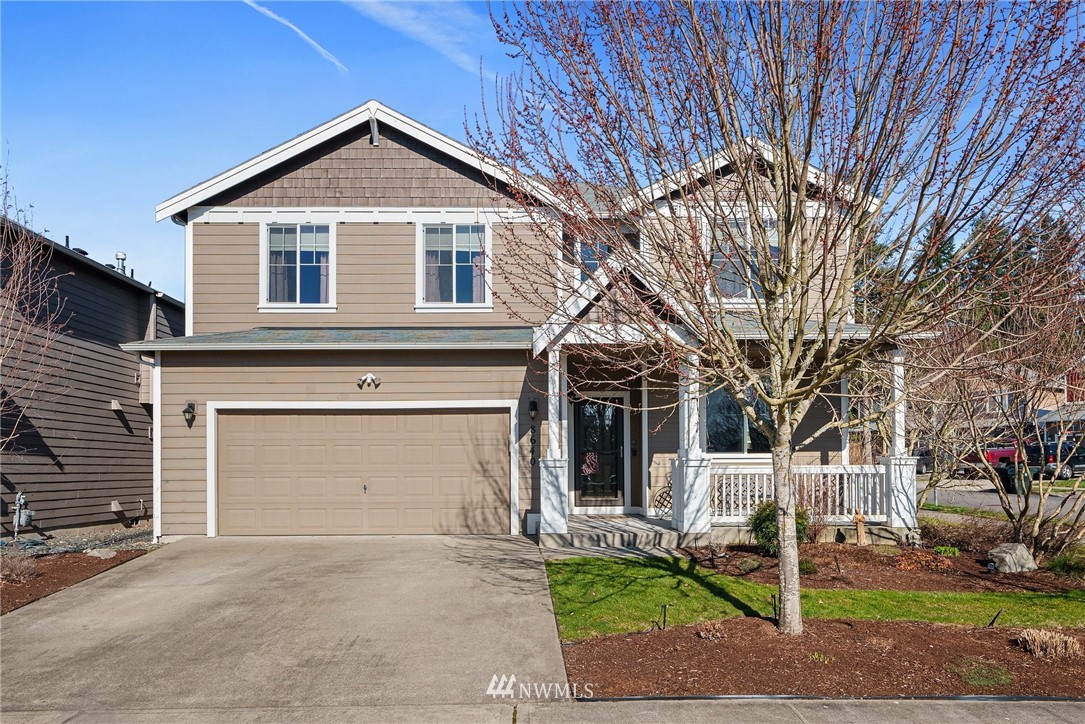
214,408,512,535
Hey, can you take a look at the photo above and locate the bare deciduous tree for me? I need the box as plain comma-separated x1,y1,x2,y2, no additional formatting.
472,1,1085,633
1,176,70,453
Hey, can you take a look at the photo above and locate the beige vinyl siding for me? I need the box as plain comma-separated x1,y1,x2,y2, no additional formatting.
205,124,517,209
158,350,546,536
2,254,180,532
191,222,549,334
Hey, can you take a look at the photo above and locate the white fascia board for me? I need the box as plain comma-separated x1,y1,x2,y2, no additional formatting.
120,342,532,353
157,100,560,222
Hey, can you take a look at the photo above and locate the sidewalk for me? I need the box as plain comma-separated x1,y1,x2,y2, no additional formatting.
7,698,1082,723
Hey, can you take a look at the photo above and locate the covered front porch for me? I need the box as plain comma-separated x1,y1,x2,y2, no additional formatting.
535,343,918,544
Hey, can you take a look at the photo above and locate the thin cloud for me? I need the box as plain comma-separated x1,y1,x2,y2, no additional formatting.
347,1,496,81
243,0,348,74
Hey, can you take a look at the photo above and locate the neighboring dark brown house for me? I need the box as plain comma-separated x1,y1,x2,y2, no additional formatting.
1,221,184,533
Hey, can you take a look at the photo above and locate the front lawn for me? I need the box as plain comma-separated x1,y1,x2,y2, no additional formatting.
546,556,1085,641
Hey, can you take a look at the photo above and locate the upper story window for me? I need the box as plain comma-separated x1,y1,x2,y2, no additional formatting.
261,224,335,311
704,386,773,455
712,217,780,300
419,224,489,308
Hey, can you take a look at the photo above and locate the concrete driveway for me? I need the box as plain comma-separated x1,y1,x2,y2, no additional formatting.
0,536,566,721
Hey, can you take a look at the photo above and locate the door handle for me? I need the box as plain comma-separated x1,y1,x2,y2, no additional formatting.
363,484,368,494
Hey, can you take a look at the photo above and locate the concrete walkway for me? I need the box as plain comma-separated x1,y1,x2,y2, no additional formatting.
3,696,1082,722
0,536,566,718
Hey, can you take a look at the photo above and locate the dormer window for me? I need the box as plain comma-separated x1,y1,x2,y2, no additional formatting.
259,223,336,312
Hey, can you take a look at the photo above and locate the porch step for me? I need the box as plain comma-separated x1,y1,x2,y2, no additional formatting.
537,515,709,550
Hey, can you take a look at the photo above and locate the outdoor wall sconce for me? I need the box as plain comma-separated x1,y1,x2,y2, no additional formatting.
357,373,382,389
528,399,538,420
182,401,196,428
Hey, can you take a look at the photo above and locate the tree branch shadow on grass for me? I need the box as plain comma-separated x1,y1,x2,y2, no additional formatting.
550,555,767,624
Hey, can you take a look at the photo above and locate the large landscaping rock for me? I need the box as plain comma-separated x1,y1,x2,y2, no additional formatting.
84,548,117,560
988,543,1037,573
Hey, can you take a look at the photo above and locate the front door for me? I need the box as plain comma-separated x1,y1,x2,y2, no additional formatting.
573,397,625,508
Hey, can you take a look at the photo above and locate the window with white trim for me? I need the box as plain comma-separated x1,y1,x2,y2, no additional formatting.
265,224,332,305
705,386,774,454
422,224,487,305
711,217,780,300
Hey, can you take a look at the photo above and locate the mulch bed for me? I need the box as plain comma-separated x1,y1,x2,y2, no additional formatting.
684,543,1081,594
0,550,145,614
562,618,1085,697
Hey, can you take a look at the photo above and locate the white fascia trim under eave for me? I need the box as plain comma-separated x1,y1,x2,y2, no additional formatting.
204,399,521,537
120,343,532,352
156,100,560,222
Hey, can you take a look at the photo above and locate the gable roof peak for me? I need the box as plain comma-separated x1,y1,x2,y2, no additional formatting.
155,99,555,223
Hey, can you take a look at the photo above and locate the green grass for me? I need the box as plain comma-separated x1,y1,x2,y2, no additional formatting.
920,503,1007,520
545,556,1085,641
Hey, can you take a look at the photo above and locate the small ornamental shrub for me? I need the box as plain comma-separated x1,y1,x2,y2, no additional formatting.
748,500,810,557
1046,548,1085,580
736,557,762,574
1017,629,1083,659
894,548,953,572
798,558,818,575
0,557,40,583
934,545,960,557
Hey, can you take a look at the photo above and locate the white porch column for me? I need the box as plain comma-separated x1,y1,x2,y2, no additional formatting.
840,373,851,464
882,455,918,529
540,347,569,535
883,349,917,529
673,356,711,534
890,349,906,457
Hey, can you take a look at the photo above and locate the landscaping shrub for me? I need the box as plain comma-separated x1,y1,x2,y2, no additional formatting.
0,557,40,583
919,517,1011,553
1017,629,1083,659
736,557,761,574
1046,548,1085,580
934,546,960,557
798,558,818,575
748,500,809,557
894,548,953,572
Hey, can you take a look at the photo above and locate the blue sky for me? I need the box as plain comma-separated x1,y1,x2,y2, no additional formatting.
1,1,513,300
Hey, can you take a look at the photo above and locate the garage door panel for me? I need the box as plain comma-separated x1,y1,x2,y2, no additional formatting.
218,409,509,535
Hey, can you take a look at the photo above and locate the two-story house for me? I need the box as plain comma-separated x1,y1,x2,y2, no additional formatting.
125,101,916,543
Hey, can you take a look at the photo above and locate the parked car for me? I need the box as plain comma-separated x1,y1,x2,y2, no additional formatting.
956,441,1025,478
1013,442,1085,481
912,448,935,475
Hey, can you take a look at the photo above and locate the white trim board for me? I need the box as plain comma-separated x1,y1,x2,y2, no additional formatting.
157,100,560,222
152,353,162,541
204,399,520,538
188,206,541,225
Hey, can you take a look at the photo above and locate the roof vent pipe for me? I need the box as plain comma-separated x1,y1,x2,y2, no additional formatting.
65,235,70,248
115,251,126,274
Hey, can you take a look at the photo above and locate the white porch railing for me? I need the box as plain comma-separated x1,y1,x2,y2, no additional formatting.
709,464,889,524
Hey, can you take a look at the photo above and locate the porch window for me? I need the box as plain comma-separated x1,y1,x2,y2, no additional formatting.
711,217,780,300
266,224,331,305
422,224,487,305
705,387,773,454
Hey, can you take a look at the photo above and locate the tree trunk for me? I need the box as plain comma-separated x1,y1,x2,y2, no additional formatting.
771,418,803,634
